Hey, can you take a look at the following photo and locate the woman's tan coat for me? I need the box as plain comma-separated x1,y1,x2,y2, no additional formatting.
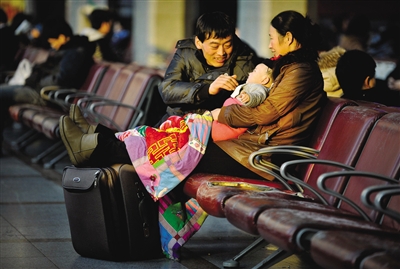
215,49,326,180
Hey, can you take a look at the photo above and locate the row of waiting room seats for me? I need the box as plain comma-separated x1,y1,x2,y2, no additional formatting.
183,98,400,269
7,46,50,68
7,46,400,269
8,48,166,168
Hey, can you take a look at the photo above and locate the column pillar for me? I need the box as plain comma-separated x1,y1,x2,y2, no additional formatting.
237,0,309,58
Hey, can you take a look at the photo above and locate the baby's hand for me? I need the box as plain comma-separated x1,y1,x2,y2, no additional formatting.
237,93,250,104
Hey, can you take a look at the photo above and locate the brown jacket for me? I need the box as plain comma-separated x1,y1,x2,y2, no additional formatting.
215,49,326,180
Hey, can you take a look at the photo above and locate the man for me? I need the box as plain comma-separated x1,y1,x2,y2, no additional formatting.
0,17,94,154
158,11,261,125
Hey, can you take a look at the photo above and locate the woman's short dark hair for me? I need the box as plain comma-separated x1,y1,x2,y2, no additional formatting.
195,11,235,42
271,10,321,50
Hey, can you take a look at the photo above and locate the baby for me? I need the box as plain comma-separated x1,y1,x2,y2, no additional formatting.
212,63,273,141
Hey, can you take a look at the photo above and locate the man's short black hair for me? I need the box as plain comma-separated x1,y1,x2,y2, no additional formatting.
89,9,112,30
336,50,376,99
41,17,73,39
195,11,235,42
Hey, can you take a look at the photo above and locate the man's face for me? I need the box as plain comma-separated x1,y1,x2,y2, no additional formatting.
195,34,233,67
48,34,69,50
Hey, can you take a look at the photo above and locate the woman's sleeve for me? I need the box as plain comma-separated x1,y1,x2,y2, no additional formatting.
218,65,314,128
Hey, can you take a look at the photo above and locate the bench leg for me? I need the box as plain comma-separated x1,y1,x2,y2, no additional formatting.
43,150,68,169
31,140,64,164
223,237,265,268
10,129,41,150
252,248,292,269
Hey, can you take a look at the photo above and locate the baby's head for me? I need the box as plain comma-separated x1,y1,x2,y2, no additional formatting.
246,59,274,88
246,63,273,87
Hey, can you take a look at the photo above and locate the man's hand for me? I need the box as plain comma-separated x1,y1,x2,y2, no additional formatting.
209,74,238,95
211,108,221,120
388,77,400,91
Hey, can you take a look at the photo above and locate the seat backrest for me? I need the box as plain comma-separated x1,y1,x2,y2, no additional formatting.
79,61,110,94
308,97,358,151
33,48,49,64
22,47,38,63
22,47,49,64
110,67,163,130
339,112,400,224
303,106,386,205
89,65,137,125
86,62,125,99
297,98,358,182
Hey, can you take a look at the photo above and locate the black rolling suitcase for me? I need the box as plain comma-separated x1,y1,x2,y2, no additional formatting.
62,164,163,261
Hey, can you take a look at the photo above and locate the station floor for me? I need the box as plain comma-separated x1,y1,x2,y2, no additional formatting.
1,123,322,269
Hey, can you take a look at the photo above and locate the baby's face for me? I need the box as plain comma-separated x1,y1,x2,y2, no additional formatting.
246,63,270,84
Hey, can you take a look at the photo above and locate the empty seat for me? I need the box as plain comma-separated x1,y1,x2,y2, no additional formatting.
252,112,399,265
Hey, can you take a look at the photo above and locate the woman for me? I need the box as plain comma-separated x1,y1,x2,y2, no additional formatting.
209,10,326,179
59,10,326,180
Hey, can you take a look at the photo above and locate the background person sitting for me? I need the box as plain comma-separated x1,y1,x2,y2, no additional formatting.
0,8,19,76
336,49,400,106
0,17,94,154
318,46,346,97
81,8,119,62
338,13,371,52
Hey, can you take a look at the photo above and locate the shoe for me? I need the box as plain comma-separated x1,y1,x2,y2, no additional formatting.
59,115,98,166
69,104,96,134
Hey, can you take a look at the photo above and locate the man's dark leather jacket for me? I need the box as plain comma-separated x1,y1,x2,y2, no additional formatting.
158,35,260,119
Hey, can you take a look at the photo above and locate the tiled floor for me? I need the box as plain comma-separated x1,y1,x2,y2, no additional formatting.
0,123,322,269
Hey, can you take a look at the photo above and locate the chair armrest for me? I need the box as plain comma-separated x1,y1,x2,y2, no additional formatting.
76,95,113,108
374,187,400,222
249,145,319,192
64,92,99,105
361,184,400,222
40,86,81,111
280,159,355,205
40,85,61,101
53,88,79,100
317,171,398,221
250,145,320,156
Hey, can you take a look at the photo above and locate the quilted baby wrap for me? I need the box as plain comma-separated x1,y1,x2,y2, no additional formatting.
115,111,212,259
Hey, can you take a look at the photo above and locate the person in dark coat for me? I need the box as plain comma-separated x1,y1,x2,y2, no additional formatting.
81,9,119,62
0,17,94,154
336,50,400,106
0,8,19,75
